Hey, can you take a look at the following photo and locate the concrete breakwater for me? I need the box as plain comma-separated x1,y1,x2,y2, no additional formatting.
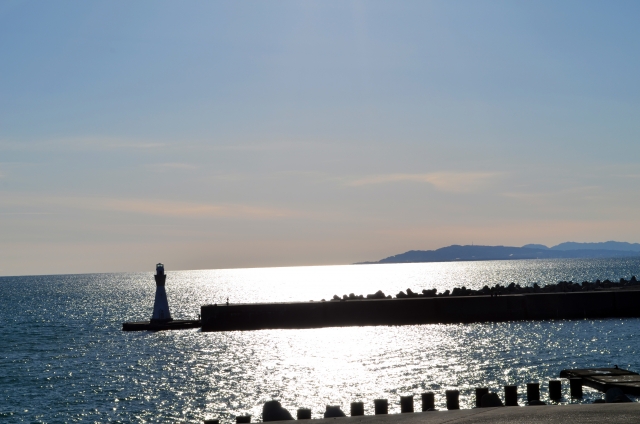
201,286,640,332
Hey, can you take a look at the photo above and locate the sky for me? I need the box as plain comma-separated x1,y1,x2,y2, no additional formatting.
1,1,640,276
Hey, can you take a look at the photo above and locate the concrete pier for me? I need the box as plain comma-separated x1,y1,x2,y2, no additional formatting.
201,288,640,331
400,396,414,413
560,368,640,395
286,404,640,424
374,399,388,415
350,402,364,416
504,385,517,406
474,388,488,408
549,380,562,400
421,393,434,412
445,391,459,410
526,383,540,403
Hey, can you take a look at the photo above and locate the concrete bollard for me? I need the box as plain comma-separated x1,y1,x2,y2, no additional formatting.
475,388,488,408
297,409,311,420
445,390,460,410
203,420,219,424
400,395,414,413
569,378,582,398
350,402,364,416
421,392,435,411
527,383,540,403
324,406,346,418
236,416,251,423
504,385,518,406
374,399,388,415
549,380,562,400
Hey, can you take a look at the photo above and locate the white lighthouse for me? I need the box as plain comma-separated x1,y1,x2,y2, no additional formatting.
150,263,172,323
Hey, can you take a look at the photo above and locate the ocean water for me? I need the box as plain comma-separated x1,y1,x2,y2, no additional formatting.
2,258,640,423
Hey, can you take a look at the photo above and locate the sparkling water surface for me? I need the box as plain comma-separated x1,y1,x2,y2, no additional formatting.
2,258,640,422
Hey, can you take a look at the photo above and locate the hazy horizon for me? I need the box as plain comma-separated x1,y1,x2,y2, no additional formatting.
2,1,640,276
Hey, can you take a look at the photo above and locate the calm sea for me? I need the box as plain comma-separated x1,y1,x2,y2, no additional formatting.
2,258,640,423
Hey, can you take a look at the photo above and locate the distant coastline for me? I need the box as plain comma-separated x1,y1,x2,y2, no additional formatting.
358,241,640,264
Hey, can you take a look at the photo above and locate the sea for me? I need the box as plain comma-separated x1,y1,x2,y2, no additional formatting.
2,258,640,423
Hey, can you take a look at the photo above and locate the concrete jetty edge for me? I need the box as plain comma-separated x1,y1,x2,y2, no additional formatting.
285,404,640,424
201,289,640,331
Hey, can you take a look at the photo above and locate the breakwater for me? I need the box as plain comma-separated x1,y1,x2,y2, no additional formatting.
201,286,640,332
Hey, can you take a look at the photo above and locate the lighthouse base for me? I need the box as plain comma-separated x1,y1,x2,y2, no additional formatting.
122,319,201,331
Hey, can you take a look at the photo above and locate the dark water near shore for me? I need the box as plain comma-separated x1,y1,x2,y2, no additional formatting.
2,258,640,423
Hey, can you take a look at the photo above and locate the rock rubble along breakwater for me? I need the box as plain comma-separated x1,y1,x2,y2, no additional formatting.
330,276,639,301
201,276,640,332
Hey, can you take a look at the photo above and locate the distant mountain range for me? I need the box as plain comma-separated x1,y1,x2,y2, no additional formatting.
360,241,640,264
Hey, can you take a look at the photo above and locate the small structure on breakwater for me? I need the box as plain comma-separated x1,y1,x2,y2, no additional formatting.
201,277,640,332
122,263,201,331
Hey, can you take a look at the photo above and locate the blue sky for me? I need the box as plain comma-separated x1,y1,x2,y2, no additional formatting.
1,1,640,275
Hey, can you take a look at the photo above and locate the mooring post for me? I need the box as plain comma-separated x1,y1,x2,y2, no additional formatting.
445,390,460,410
549,380,562,400
350,402,364,416
475,388,488,408
297,409,311,420
569,378,582,398
504,385,518,406
400,395,414,413
236,416,251,423
374,399,388,415
421,392,435,411
527,383,540,403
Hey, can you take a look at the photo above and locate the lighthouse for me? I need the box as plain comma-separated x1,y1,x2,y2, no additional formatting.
122,262,201,331
150,263,173,323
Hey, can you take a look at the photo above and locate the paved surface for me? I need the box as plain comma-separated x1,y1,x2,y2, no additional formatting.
305,404,640,424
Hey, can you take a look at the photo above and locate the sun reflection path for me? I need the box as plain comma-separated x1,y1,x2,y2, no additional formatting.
193,319,638,420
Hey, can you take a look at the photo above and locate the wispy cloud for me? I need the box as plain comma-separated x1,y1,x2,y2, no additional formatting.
210,141,311,151
0,194,296,219
99,198,293,218
0,137,166,152
144,162,198,171
0,212,54,215
348,172,503,192
502,185,603,201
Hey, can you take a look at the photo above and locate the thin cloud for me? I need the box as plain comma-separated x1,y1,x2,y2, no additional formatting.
0,137,166,152
0,212,54,215
0,194,296,219
348,172,503,192
60,137,167,150
100,198,293,218
502,185,603,201
144,162,198,171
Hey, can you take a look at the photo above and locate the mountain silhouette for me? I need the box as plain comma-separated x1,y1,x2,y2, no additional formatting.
360,242,640,264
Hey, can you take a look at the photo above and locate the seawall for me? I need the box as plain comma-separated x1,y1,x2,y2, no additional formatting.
201,288,640,332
